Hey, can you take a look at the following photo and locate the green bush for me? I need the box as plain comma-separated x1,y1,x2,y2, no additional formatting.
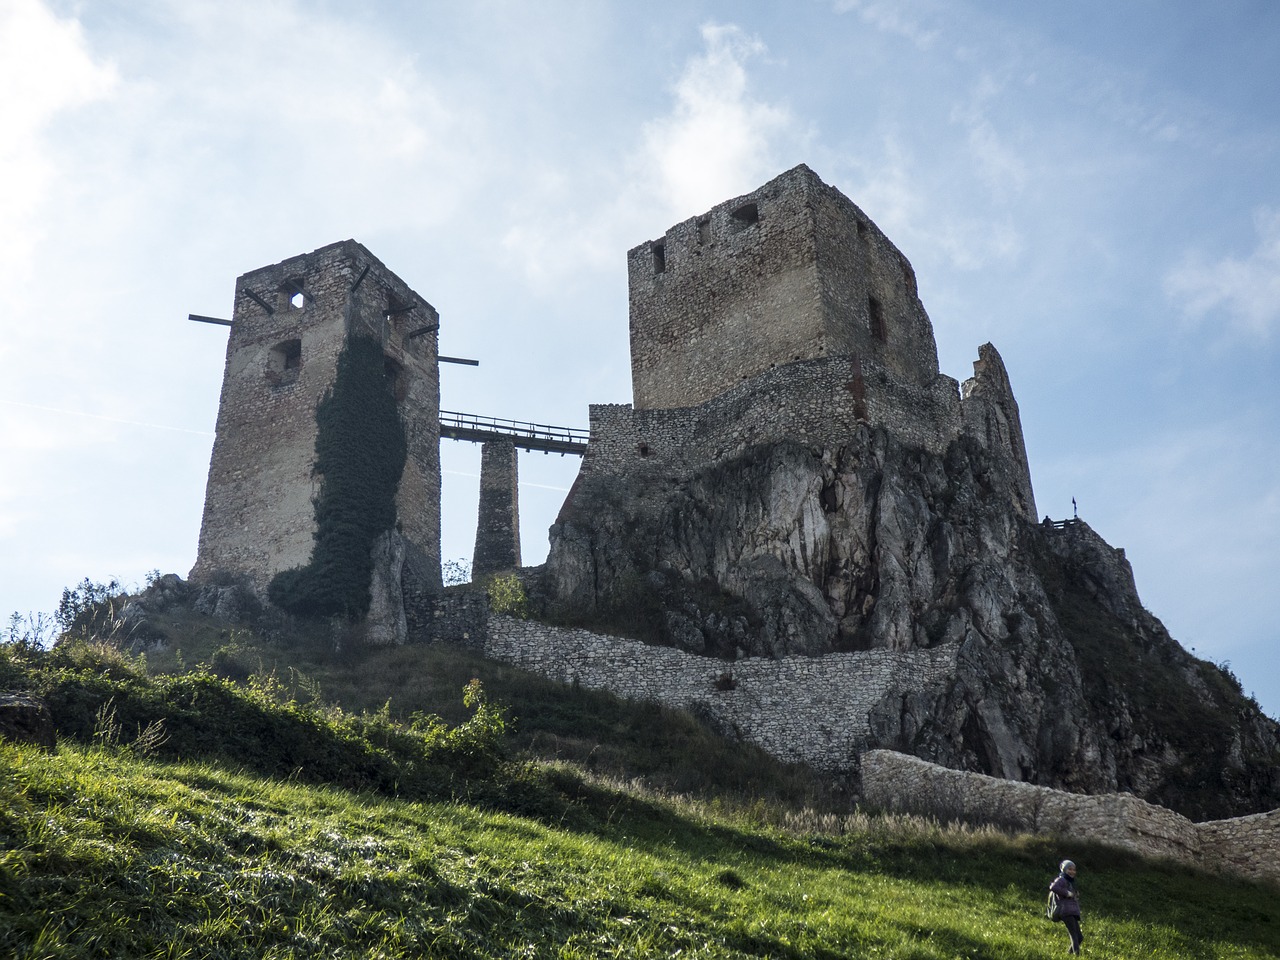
1,639,509,803
486,573,528,619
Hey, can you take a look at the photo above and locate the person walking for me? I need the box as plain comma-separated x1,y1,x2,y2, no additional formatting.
1049,859,1083,954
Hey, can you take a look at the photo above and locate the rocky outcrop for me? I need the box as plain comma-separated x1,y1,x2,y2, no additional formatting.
543,420,1280,820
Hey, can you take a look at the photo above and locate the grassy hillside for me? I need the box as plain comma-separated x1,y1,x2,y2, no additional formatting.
4,739,1277,959
3,627,1279,958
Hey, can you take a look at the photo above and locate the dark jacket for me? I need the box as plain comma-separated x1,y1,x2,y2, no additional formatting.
1049,874,1081,918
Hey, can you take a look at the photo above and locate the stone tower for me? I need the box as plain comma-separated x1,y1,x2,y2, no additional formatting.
627,164,941,410
191,240,442,597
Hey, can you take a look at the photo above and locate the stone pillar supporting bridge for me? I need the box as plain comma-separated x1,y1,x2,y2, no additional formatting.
440,410,587,577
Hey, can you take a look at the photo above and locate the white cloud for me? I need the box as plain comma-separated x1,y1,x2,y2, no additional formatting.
0,0,117,269
841,136,1023,272
1164,207,1280,337
832,0,940,49
501,21,802,287
639,23,797,217
949,74,1029,200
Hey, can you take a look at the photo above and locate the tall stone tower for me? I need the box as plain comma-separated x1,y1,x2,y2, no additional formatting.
191,240,442,598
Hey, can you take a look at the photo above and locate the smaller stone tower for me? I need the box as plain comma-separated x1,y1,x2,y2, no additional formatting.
191,240,442,597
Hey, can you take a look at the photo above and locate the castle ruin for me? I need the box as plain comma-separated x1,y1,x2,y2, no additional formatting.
188,166,1280,833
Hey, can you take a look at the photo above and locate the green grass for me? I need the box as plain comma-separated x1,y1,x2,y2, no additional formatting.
3,740,1277,959
5,613,1278,958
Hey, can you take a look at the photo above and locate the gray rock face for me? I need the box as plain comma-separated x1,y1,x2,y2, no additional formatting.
365,530,408,645
543,424,1280,819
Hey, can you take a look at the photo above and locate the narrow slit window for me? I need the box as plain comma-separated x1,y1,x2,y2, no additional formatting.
697,217,711,244
868,296,887,343
652,240,666,274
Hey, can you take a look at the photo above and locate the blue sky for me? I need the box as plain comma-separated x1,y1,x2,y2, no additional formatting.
2,0,1278,719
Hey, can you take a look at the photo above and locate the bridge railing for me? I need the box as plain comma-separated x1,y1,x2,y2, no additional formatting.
439,410,589,455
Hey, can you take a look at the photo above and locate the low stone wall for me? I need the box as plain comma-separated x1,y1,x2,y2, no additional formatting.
1197,810,1280,886
485,617,957,769
861,750,1280,886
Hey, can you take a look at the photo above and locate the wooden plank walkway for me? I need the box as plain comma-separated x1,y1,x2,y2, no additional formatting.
439,410,588,455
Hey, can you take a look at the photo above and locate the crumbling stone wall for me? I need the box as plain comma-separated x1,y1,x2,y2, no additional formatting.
192,240,442,596
577,354,966,484
484,617,957,768
861,750,1280,886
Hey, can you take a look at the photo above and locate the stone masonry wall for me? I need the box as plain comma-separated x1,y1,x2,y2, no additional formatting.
578,355,964,493
862,750,1280,886
569,345,1030,508
484,617,958,768
192,239,441,594
401,593,1280,885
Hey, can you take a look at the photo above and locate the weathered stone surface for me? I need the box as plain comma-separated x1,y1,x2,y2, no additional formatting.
485,616,957,769
472,439,521,578
190,240,442,599
0,693,56,751
365,530,408,645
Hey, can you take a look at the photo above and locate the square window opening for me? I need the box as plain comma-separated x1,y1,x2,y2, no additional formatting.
729,202,759,232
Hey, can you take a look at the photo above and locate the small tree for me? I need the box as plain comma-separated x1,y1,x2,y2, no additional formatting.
486,574,528,619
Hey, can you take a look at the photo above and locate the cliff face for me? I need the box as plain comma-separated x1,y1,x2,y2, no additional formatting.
544,420,1280,820
538,165,1278,819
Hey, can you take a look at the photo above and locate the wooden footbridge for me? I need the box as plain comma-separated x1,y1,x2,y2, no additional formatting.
439,410,588,455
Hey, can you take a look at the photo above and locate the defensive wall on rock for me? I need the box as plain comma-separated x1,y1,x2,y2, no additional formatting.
403,592,1280,886
582,165,1036,520
861,750,1280,886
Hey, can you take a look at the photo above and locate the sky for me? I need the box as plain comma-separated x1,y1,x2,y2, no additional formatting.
2,0,1278,718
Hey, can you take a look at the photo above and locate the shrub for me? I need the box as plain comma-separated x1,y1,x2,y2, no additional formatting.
486,574,528,619
3,640,512,803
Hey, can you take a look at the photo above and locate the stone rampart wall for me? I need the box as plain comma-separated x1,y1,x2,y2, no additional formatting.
861,750,1280,886
406,588,488,651
484,617,957,768
402,596,1278,885
583,355,965,485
